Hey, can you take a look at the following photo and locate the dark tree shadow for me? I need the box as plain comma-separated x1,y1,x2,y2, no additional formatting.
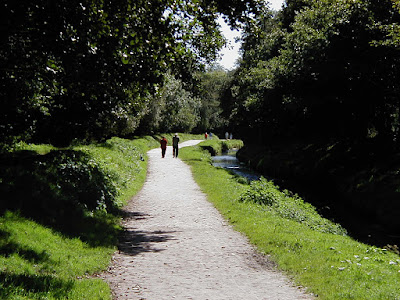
119,210,150,221
118,229,177,256
115,209,178,256
0,241,51,263
0,272,74,299
0,226,74,299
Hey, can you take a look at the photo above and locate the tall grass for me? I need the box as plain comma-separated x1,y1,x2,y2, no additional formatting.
180,141,400,300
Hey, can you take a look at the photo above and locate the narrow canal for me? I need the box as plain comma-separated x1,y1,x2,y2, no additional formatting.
211,149,260,181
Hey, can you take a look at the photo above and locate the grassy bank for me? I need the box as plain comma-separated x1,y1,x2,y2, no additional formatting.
180,140,400,299
0,134,203,299
237,140,400,247
198,138,243,155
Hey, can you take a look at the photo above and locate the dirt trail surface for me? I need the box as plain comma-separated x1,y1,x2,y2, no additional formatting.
102,140,312,300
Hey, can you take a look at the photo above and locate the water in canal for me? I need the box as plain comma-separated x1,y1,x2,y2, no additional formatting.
211,149,261,181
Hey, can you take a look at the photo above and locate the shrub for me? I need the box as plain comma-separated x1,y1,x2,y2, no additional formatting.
239,177,347,235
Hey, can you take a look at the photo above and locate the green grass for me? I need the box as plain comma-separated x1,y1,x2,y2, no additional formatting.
74,137,150,208
0,211,112,299
198,138,243,155
0,133,204,299
180,142,400,300
6,135,398,299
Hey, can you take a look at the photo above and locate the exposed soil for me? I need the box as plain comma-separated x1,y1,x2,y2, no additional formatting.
101,140,312,299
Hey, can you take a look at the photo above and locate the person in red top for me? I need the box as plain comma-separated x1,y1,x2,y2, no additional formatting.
160,136,168,158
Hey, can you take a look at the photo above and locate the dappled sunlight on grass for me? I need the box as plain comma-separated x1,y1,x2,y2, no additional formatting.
0,212,112,299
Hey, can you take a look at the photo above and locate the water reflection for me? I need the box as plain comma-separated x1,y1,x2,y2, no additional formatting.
211,150,261,181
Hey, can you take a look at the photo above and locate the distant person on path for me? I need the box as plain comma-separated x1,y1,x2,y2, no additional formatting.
225,132,229,140
229,133,233,140
160,136,168,158
205,132,208,140
172,133,180,158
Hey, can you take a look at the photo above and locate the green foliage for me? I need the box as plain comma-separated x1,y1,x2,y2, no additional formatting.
1,0,263,148
0,137,158,246
138,73,201,134
240,178,281,205
0,149,119,245
199,138,244,155
76,137,149,207
240,178,347,235
193,68,232,132
221,139,244,150
228,0,400,144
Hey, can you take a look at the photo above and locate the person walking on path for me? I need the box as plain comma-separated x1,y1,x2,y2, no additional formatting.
172,133,180,158
102,140,311,299
160,136,167,158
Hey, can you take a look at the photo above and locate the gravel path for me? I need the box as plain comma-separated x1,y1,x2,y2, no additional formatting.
102,140,312,300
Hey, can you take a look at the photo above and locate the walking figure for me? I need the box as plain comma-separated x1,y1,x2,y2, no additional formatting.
172,133,180,158
160,136,167,158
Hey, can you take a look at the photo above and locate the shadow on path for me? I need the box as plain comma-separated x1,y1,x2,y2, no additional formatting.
117,210,177,256
118,229,177,256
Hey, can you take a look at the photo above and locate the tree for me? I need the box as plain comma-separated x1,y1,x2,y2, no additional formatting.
228,0,400,144
193,66,231,133
0,0,263,149
137,73,200,134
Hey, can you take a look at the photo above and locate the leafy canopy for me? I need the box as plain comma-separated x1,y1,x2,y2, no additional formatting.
0,0,263,148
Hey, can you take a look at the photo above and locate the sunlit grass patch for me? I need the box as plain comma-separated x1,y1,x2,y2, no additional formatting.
180,141,400,300
198,139,243,155
76,137,150,208
0,211,112,299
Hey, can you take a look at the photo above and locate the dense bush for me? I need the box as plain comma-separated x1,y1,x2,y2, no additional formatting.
239,177,347,235
0,149,119,244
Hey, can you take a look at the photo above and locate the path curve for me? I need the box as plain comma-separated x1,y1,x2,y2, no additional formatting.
102,140,312,299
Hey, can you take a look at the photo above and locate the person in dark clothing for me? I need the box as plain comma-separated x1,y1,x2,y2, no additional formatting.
160,136,168,158
172,133,180,158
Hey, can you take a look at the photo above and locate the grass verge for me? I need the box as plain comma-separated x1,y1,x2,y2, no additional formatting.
180,141,400,300
198,138,243,155
0,134,204,299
